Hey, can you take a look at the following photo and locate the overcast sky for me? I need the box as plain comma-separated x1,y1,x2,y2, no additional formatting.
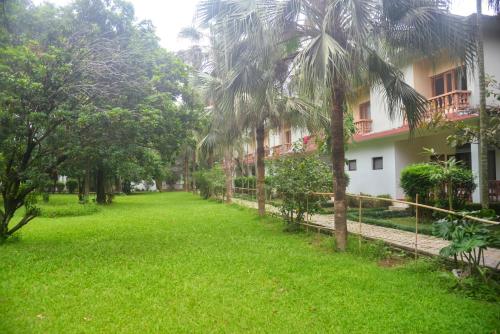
32,0,494,52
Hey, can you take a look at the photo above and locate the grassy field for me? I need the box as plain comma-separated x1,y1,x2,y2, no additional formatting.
0,193,498,333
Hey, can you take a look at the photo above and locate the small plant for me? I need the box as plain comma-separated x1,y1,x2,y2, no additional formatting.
269,147,333,230
433,216,499,281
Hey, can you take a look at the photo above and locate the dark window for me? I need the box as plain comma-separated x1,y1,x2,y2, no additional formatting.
433,76,445,96
372,157,383,170
359,102,371,120
285,130,292,144
488,150,496,180
348,160,357,171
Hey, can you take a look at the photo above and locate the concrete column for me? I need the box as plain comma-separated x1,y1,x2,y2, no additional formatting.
471,143,481,203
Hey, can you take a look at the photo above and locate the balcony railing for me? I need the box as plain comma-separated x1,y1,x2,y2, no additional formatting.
354,119,373,135
403,90,472,126
427,90,471,117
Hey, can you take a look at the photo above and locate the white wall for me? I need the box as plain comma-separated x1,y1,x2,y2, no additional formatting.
369,64,413,133
345,139,397,198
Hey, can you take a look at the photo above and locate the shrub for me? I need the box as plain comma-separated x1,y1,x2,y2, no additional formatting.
66,179,78,194
194,165,226,200
234,176,256,189
269,154,333,228
56,181,65,193
400,162,476,209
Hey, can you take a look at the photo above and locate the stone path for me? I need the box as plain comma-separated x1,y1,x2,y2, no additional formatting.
232,198,500,269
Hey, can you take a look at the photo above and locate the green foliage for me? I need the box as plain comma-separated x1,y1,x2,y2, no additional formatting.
0,0,201,236
433,216,500,278
400,161,476,209
194,165,226,200
269,153,332,227
55,181,65,193
234,176,256,189
65,179,79,194
38,196,100,218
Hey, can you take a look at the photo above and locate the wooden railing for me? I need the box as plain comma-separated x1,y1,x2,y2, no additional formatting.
354,119,373,134
428,90,471,116
271,143,292,157
403,90,472,125
490,180,500,203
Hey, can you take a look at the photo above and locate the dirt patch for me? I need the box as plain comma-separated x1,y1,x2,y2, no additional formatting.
377,257,406,268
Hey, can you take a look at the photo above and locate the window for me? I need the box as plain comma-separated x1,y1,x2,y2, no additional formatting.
359,102,371,120
372,157,383,170
431,67,467,97
348,160,357,171
285,130,292,144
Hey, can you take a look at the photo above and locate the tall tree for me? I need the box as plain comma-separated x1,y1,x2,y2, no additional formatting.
196,1,309,216
288,0,476,250
476,0,500,208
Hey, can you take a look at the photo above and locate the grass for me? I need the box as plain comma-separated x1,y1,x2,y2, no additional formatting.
37,195,101,218
0,193,499,333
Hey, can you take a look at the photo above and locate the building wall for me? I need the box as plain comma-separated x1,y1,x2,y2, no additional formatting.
345,139,397,198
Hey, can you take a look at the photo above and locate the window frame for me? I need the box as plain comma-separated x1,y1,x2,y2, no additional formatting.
347,159,357,171
372,157,383,170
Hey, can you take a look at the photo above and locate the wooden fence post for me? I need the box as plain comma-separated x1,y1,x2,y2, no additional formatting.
358,193,362,251
415,194,419,260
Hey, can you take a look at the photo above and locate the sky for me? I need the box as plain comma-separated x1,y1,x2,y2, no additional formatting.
32,0,495,52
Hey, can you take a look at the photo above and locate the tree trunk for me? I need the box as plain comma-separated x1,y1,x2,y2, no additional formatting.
476,2,489,209
155,178,163,192
223,149,233,203
192,151,196,193
184,154,189,192
256,123,266,216
207,150,214,169
83,165,90,203
96,167,106,205
115,176,123,193
331,89,348,251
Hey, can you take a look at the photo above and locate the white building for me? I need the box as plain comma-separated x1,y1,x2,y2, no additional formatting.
243,15,500,203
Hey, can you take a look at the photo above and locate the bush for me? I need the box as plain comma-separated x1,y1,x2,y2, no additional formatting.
56,181,65,193
269,154,333,228
194,165,226,200
234,176,256,189
66,179,78,194
400,162,476,209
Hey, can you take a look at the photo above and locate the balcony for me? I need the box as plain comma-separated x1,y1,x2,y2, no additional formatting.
271,143,292,157
402,90,472,126
354,119,372,135
427,90,471,117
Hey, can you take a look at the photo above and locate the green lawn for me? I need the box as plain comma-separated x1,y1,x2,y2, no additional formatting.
0,193,498,333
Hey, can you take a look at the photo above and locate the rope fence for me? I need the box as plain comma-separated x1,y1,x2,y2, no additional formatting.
231,187,499,261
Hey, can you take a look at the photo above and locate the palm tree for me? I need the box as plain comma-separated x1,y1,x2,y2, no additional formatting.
284,0,476,250
196,0,306,216
477,0,499,208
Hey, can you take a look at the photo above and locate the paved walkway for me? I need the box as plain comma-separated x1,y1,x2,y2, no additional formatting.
232,198,500,269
